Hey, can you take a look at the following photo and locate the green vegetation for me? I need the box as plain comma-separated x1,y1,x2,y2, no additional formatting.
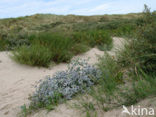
12,45,52,67
11,31,112,67
0,4,155,117
74,5,156,116
72,30,112,50
0,12,139,66
19,59,101,117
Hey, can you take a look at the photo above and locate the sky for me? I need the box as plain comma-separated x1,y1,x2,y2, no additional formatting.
0,0,156,18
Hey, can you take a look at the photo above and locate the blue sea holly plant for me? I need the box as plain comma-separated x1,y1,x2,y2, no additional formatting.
29,58,101,109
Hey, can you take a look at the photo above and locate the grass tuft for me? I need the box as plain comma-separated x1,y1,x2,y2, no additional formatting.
12,45,52,67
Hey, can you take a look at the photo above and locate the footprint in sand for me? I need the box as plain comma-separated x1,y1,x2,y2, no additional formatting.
4,111,9,115
0,104,12,111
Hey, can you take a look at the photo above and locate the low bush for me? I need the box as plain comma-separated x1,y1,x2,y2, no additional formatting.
72,22,98,31
121,72,156,106
98,19,137,37
0,31,30,51
71,43,89,55
13,32,75,65
0,39,8,51
12,45,52,67
12,31,112,67
30,33,75,63
117,6,156,74
72,30,112,50
28,59,101,110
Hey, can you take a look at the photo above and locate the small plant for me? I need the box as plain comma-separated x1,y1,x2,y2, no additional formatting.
20,104,28,117
29,59,101,110
71,43,89,55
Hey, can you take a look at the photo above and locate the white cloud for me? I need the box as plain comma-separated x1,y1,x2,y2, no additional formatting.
70,3,110,15
0,0,95,18
0,0,156,18
87,4,110,14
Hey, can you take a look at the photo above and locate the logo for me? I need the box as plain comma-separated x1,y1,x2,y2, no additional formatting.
122,105,155,116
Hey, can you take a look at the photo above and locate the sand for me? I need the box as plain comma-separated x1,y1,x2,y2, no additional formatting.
0,37,125,117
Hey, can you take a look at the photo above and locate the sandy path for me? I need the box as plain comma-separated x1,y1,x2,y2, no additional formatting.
0,37,124,117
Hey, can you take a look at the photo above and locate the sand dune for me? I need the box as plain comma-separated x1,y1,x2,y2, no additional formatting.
0,37,124,117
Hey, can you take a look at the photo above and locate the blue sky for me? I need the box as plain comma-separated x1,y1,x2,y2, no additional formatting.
0,0,156,18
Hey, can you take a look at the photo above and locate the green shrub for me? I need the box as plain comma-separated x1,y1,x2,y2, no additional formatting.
12,31,112,67
72,22,98,31
0,31,30,50
98,19,137,37
97,54,122,94
0,39,8,51
121,71,156,106
88,31,112,48
75,6,156,116
117,5,156,74
71,43,89,55
72,30,112,50
12,45,52,67
29,32,74,63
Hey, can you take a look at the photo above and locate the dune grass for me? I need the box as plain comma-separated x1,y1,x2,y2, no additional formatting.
0,12,139,52
18,5,156,117
1,4,155,117
12,30,112,67
29,33,75,63
0,11,138,67
72,30,112,50
0,39,8,51
73,5,156,117
12,45,52,67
